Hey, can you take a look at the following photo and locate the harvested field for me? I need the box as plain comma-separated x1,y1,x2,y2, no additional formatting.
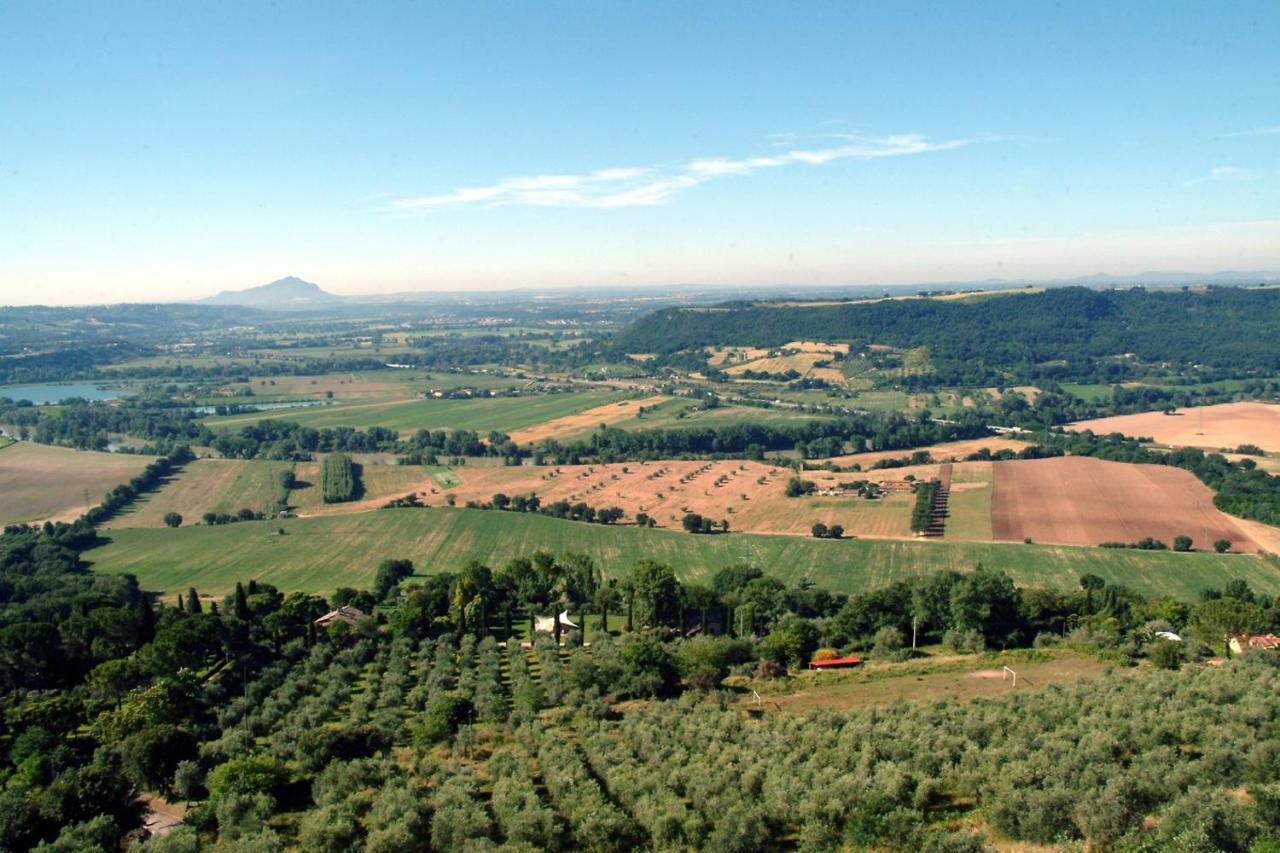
1068,402,1280,452
448,459,800,533
443,458,998,539
118,459,293,527
824,436,1032,467
0,442,151,525
725,353,830,377
505,395,672,444
991,456,1260,551
706,346,769,366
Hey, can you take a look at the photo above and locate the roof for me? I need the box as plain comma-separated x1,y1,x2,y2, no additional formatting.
809,655,863,668
315,605,366,626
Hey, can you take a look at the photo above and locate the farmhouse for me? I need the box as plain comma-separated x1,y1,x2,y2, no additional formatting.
1228,633,1280,655
314,606,366,628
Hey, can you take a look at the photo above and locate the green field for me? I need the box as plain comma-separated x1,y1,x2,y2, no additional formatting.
120,459,294,526
944,465,994,541
201,390,625,434
86,506,1280,600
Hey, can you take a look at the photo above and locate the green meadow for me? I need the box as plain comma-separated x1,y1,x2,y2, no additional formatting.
201,390,627,434
88,506,1280,600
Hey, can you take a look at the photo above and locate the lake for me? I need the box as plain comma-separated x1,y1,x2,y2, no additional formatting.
0,382,132,405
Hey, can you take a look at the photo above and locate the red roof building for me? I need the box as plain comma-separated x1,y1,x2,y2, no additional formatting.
809,655,863,670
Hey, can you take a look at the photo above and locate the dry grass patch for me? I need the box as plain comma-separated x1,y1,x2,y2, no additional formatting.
824,436,1032,467
0,443,151,525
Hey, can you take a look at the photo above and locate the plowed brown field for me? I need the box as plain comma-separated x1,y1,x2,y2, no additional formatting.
1068,402,1280,452
991,456,1259,551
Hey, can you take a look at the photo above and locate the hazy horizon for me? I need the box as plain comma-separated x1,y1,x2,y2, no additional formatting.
3,1,1278,306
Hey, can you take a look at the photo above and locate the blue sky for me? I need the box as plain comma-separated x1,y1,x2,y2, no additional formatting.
2,1,1278,304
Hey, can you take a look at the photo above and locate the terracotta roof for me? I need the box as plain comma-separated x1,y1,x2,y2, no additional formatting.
315,605,366,626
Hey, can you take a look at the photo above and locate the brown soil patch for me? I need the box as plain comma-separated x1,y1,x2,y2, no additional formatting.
505,396,672,444
991,456,1259,551
1068,402,1280,453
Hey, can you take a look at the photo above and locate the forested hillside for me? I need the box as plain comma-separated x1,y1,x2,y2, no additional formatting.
611,287,1280,384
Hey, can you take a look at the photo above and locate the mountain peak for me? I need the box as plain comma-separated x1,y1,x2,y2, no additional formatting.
203,277,342,309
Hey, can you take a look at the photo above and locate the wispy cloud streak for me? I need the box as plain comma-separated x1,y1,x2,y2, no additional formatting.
1219,126,1280,139
388,133,983,210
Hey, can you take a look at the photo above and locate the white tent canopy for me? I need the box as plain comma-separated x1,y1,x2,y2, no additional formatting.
534,610,580,633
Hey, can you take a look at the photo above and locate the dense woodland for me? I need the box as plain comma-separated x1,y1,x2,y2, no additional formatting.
611,287,1280,385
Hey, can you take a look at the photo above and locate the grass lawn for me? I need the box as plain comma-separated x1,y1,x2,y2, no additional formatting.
201,390,625,434
87,506,1280,599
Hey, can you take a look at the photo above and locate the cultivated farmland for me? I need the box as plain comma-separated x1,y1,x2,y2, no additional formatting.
201,390,627,435
991,456,1259,551
85,506,1280,599
0,442,151,525
444,459,923,537
116,458,294,527
505,395,673,443
1068,401,1280,452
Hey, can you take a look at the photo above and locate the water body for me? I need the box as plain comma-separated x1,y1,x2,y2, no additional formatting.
0,382,132,405
189,400,334,415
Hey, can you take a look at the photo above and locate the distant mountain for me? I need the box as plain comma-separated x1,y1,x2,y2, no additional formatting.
203,277,343,309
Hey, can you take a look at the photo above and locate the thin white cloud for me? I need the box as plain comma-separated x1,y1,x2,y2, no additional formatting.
387,133,982,211
1184,165,1263,186
1219,126,1280,139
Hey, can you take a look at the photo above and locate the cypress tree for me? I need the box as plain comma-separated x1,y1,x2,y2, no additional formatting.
234,582,251,621
138,595,156,640
186,587,202,614
176,594,185,613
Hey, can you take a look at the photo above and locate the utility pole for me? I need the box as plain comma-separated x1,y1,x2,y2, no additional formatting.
912,614,918,650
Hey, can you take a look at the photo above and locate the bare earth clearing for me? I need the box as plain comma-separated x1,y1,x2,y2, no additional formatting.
505,395,673,444
0,443,150,525
1068,401,1280,452
991,456,1259,551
